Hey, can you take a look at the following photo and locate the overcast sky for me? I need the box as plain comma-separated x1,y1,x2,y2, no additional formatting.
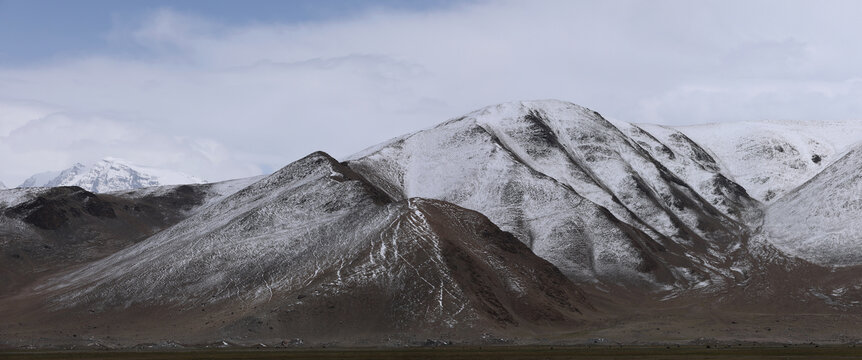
2,0,862,186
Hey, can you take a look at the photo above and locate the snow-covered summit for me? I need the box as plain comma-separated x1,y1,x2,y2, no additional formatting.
18,158,205,193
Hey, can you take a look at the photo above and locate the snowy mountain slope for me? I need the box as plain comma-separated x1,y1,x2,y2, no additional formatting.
0,177,257,297
0,187,45,208
108,175,266,213
18,158,205,193
672,120,862,202
764,144,862,266
0,182,5,189
18,170,62,188
619,122,760,223
14,152,593,344
347,100,753,289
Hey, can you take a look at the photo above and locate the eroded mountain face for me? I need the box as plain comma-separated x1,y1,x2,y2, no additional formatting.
3,100,862,347
347,101,756,290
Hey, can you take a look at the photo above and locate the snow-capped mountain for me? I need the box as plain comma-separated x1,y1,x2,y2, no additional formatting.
669,120,862,202
18,157,205,193
4,99,862,347
347,100,752,289
0,181,5,189
18,169,63,188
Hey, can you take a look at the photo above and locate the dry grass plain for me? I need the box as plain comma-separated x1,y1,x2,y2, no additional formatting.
3,345,862,360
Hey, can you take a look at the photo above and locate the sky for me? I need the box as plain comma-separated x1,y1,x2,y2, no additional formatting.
2,0,862,186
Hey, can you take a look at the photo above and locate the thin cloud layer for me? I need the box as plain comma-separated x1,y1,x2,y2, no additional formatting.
0,101,258,184
2,0,862,185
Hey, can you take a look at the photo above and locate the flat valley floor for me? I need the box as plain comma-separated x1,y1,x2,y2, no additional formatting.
3,346,862,360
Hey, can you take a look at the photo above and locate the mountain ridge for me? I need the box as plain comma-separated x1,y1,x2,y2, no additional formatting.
3,99,862,347
1,151,596,346
346,100,753,291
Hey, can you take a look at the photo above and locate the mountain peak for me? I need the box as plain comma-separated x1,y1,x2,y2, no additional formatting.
464,99,597,123
18,158,205,193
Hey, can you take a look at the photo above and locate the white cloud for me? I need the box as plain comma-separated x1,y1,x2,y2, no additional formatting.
0,103,256,185
2,0,862,185
638,79,862,125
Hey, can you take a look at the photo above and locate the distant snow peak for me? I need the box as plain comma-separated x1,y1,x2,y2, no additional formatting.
18,157,205,193
0,181,5,189
19,170,62,188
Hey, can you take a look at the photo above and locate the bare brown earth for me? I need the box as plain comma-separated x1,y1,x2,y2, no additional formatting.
3,274,862,349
